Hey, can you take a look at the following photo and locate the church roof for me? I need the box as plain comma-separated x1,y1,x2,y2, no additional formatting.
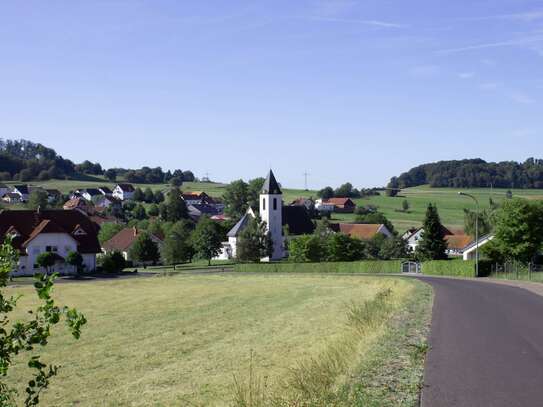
261,170,282,195
227,213,253,237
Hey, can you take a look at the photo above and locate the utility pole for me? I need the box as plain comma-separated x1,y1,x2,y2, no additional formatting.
459,192,480,277
303,171,310,191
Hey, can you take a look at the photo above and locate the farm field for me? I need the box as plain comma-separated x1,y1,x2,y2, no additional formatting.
4,177,543,233
5,273,431,406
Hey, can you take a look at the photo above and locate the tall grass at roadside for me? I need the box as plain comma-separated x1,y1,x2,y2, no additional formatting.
231,288,396,406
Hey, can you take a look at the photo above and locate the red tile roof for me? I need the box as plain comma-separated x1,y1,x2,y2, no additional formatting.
445,234,473,250
324,197,356,207
103,227,163,252
331,223,386,240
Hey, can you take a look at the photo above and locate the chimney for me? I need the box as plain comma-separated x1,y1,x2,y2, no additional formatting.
133,227,137,236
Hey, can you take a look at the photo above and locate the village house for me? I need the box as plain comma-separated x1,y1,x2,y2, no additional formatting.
112,183,135,201
329,223,393,240
403,226,454,253
0,209,101,275
98,186,113,196
0,184,9,198
322,197,357,213
182,191,214,205
11,185,30,202
63,197,94,215
102,227,163,264
78,188,103,202
2,193,23,204
445,234,474,257
314,199,336,213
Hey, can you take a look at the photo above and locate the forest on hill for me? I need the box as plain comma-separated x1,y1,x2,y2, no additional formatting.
0,139,194,184
388,158,543,189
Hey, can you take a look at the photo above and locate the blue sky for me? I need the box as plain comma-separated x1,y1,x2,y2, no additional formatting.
1,1,542,189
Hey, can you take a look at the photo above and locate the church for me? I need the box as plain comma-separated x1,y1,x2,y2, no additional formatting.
216,170,315,261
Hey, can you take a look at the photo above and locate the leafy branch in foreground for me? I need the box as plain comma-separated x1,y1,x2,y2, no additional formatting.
0,237,87,406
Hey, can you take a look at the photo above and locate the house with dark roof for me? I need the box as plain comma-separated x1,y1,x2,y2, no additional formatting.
63,197,94,214
403,226,454,253
2,192,23,204
78,188,103,201
98,186,113,196
112,184,136,201
330,223,393,240
0,184,9,198
0,209,101,275
11,185,30,202
102,227,163,263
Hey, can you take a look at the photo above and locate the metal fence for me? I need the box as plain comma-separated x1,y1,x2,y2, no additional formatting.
489,262,543,282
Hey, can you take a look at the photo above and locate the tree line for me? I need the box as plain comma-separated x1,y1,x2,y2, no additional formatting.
0,138,196,184
387,158,543,190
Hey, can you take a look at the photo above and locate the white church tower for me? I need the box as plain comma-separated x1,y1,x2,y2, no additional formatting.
260,170,284,261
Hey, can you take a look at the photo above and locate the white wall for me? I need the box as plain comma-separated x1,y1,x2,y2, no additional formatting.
260,193,284,261
12,233,97,276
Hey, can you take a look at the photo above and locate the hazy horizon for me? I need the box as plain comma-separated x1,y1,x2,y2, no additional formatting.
1,1,542,189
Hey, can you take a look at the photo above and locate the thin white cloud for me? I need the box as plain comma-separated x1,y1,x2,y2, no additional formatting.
409,65,439,77
437,35,543,54
479,82,500,91
458,72,475,79
463,10,543,22
509,91,536,105
303,16,407,28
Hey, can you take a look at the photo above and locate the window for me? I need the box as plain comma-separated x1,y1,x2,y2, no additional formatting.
46,246,58,253
262,198,266,210
273,198,277,210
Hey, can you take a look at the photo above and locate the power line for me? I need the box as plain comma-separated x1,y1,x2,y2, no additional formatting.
303,171,310,191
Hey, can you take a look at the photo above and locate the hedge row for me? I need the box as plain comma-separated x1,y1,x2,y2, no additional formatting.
421,260,477,277
235,260,403,274
235,259,493,278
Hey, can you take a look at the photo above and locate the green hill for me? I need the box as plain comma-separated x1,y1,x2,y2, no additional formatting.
4,178,543,233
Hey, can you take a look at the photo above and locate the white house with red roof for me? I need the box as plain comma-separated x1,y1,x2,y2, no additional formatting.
0,209,101,276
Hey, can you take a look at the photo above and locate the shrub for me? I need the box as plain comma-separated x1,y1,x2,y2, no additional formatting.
99,251,126,273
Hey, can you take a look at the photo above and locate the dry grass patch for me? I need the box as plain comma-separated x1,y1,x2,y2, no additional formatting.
5,274,425,406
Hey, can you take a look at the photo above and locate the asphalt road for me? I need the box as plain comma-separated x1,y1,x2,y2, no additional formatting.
420,277,543,407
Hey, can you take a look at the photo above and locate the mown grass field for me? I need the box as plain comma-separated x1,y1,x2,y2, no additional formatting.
6,274,432,406
5,177,542,233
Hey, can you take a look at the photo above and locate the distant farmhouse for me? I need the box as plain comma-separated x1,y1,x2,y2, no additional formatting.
0,209,101,276
112,184,136,201
217,170,315,260
102,227,163,264
402,226,494,260
315,197,356,214
330,223,393,240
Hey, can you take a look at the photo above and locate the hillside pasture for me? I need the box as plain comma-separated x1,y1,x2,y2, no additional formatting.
5,273,431,406
5,177,543,233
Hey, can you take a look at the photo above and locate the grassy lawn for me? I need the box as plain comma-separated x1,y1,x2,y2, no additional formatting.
5,274,431,406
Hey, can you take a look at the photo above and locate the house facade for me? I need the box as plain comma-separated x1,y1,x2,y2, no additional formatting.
102,227,163,264
0,209,101,276
112,184,135,201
